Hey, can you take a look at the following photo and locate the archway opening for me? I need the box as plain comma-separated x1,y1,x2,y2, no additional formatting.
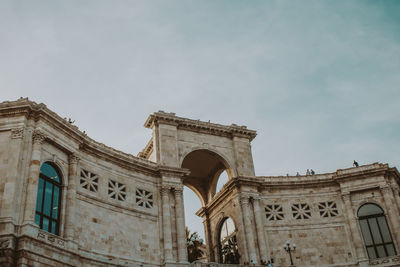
181,149,235,263
181,149,233,205
215,170,229,193
184,186,206,262
219,217,240,264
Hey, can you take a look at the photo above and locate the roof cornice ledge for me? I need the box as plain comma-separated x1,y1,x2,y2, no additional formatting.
144,111,257,141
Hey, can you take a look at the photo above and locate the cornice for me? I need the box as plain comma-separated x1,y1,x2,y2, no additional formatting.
144,110,257,141
158,165,191,178
137,138,153,159
334,163,388,182
79,140,159,176
0,98,162,176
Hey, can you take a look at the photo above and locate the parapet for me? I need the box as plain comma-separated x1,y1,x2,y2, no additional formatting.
144,110,257,141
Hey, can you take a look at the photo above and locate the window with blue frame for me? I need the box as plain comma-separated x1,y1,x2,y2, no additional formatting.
34,162,62,235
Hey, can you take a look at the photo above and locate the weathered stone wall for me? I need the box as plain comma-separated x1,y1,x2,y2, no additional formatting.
1,99,400,267
0,99,171,266
261,186,355,266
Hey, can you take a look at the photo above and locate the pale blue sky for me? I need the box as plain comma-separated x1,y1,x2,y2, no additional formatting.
1,0,400,240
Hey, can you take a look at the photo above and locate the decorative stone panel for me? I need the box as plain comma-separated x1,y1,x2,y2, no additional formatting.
318,201,338,218
37,230,65,248
11,127,24,139
291,203,311,219
80,169,99,192
136,188,153,208
265,204,284,221
108,179,127,201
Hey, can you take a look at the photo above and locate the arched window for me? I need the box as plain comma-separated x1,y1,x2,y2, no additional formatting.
219,217,240,264
34,162,62,235
358,203,396,259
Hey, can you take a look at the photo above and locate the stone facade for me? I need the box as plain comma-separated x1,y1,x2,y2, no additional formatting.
0,98,399,267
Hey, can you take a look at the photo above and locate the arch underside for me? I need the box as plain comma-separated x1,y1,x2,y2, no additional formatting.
182,149,233,206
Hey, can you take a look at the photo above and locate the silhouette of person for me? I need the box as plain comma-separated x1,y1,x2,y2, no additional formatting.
353,160,359,167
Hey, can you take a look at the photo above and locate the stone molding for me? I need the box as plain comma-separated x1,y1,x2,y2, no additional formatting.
37,230,65,248
0,238,10,249
0,98,162,176
158,166,191,178
144,110,257,141
137,138,153,159
369,255,400,265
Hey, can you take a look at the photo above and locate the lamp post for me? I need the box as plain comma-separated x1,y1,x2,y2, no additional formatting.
283,240,296,266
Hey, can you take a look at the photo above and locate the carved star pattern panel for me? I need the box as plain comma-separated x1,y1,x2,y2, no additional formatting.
291,203,311,219
318,201,338,218
136,188,153,208
265,204,284,221
108,179,127,201
80,169,99,192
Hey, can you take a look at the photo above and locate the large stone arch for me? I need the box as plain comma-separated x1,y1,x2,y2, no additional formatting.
181,148,236,205
143,111,257,178
142,111,257,263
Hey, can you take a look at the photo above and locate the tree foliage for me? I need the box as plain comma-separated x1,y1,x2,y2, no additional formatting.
186,227,204,262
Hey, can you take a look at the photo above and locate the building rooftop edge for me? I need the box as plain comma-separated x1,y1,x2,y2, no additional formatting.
144,110,257,141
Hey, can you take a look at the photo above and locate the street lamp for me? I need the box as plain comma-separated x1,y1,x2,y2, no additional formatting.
283,240,296,266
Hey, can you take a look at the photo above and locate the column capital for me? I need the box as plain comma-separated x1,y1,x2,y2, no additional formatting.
11,127,24,139
69,153,80,165
173,187,184,196
341,191,351,201
380,185,391,194
240,195,250,205
32,129,46,144
160,186,171,195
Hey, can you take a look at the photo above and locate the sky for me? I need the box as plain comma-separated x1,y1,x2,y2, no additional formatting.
1,0,400,241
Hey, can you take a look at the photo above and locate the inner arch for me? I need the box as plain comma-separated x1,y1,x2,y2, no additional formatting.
182,149,233,205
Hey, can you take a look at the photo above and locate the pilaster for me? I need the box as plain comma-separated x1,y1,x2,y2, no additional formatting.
23,129,46,225
341,192,367,262
174,187,188,263
65,153,79,247
240,195,257,263
252,197,269,262
161,186,174,262
380,186,400,249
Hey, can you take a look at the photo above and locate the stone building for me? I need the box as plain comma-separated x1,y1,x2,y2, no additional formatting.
0,98,399,267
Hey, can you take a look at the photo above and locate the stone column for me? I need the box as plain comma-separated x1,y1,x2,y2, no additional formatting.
252,197,269,262
380,186,400,247
240,195,258,263
161,186,173,262
23,130,46,224
174,187,188,262
341,193,367,261
65,154,79,241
